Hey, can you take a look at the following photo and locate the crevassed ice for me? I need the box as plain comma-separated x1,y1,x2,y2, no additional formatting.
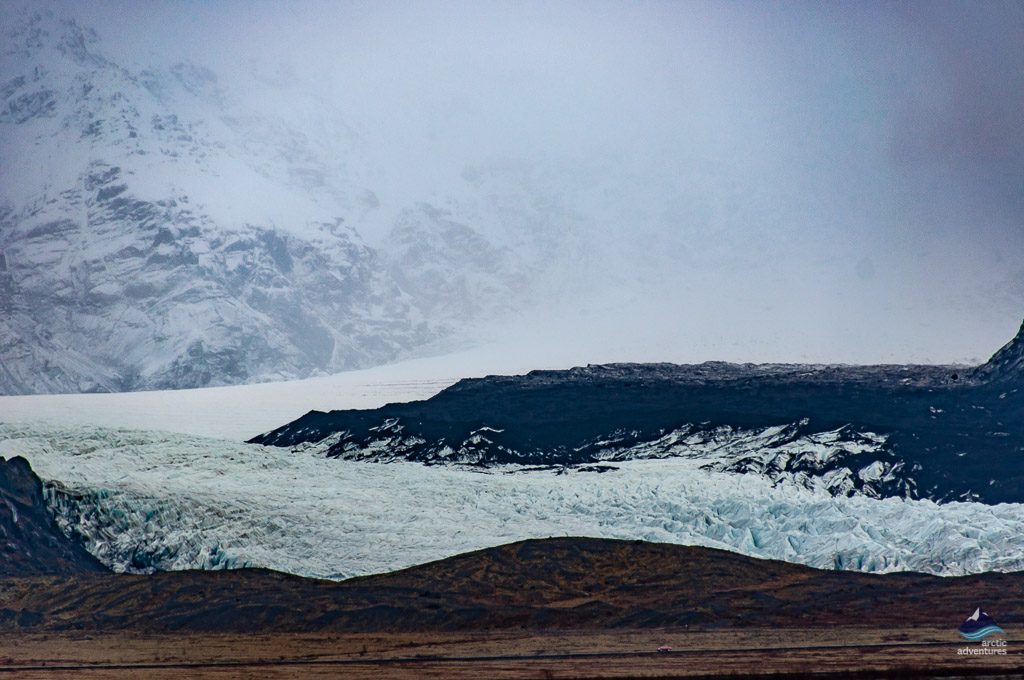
1,421,1022,579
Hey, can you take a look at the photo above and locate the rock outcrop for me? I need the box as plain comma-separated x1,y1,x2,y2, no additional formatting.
0,455,106,574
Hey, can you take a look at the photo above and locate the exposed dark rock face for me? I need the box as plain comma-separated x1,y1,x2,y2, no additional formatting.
973,319,1024,383
0,456,106,575
253,319,1024,505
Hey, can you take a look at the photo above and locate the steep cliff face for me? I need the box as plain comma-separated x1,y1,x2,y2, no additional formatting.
973,320,1024,384
0,455,106,574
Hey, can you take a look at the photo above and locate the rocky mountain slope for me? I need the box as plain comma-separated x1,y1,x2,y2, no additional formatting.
973,319,1024,383
0,10,528,394
0,455,105,575
253,317,1024,504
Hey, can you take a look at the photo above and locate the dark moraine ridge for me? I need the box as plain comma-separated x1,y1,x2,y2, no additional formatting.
3,536,1024,633
251,319,1024,504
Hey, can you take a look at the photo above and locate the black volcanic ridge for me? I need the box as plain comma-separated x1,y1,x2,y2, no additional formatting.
251,318,1024,504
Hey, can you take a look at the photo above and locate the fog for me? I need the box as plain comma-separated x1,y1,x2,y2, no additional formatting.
38,1,1024,364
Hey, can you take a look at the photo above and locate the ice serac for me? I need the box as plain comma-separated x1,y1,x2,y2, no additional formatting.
0,10,521,394
0,455,106,574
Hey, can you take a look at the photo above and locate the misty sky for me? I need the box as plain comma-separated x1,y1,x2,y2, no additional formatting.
36,1,1024,364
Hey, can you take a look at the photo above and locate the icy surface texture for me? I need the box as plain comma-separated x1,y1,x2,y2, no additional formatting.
3,422,1023,579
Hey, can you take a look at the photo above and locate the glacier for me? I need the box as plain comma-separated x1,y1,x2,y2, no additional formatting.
3,421,1024,579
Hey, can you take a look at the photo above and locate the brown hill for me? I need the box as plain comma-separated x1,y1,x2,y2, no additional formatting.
1,537,1022,633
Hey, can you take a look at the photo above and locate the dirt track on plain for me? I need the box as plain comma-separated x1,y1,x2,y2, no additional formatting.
1,627,1021,679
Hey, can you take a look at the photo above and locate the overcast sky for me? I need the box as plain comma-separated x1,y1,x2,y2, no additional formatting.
36,1,1024,363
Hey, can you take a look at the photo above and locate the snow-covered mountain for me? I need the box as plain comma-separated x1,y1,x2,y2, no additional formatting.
0,10,531,394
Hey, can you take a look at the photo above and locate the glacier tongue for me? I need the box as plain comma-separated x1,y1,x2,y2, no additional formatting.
3,421,1023,579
